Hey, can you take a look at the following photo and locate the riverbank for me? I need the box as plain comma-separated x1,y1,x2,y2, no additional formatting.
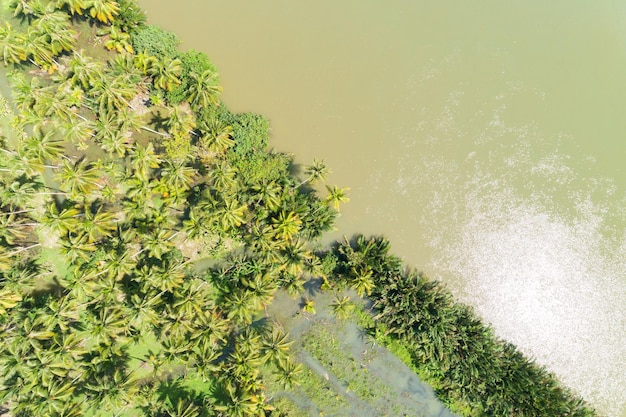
136,2,626,415
0,1,605,416
0,2,453,415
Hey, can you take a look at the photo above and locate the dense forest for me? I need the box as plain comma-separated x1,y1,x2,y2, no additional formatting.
0,1,598,416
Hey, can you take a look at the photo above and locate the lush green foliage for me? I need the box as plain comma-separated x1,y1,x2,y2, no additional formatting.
0,1,599,416
0,1,342,415
167,50,219,105
331,235,597,417
114,0,147,33
130,24,180,58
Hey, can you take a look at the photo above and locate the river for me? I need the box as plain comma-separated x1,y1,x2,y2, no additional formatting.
138,1,626,415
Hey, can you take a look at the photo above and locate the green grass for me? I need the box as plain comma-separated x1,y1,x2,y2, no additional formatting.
300,322,386,403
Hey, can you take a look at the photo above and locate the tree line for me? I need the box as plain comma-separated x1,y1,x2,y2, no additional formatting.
330,235,597,417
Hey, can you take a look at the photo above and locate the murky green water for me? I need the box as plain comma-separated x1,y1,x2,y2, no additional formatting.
139,1,626,415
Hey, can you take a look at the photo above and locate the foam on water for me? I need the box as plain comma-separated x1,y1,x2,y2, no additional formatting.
439,182,626,416
405,80,626,416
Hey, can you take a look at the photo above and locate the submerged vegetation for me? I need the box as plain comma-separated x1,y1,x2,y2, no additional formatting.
0,0,598,416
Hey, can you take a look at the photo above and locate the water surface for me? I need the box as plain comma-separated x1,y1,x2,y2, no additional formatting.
139,2,626,415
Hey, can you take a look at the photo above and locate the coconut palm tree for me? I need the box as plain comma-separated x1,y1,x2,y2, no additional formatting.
122,177,153,208
140,228,175,261
330,295,354,320
164,104,196,138
86,0,120,24
60,232,96,263
50,82,83,123
207,161,238,195
148,57,182,92
349,264,375,297
181,208,208,239
76,204,117,242
192,340,221,382
325,185,350,211
31,10,76,56
214,383,260,417
223,289,256,325
89,74,135,113
99,130,133,158
117,106,144,133
160,160,197,194
271,210,301,241
260,328,293,366
23,27,59,69
84,305,129,346
245,221,281,256
100,248,135,282
100,25,133,54
55,0,88,16
295,158,329,189
241,272,276,311
0,213,29,247
216,199,247,232
133,51,155,76
59,119,94,150
191,307,230,350
301,297,315,313
129,142,161,181
66,51,105,90
275,359,303,390
9,71,45,113
0,23,28,65
0,287,23,316
187,69,222,109
279,239,311,277
41,202,80,236
56,158,102,199
30,378,77,416
19,129,64,166
8,0,45,19
197,117,234,157
0,178,41,209
252,180,281,212
93,108,125,141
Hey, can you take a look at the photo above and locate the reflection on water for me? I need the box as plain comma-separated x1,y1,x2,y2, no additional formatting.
139,1,626,415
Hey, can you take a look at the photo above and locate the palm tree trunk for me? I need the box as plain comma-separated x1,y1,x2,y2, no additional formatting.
5,243,41,256
140,126,169,137
0,208,35,215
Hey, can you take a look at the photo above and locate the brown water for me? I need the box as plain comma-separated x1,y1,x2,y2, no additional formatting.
139,1,626,415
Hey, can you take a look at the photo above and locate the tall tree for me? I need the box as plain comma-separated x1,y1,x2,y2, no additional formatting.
148,57,182,92
55,0,88,16
187,69,222,109
0,23,27,65
65,51,105,90
215,199,247,232
56,158,102,199
160,160,197,194
271,210,301,242
296,158,329,189
87,0,120,24
325,185,350,211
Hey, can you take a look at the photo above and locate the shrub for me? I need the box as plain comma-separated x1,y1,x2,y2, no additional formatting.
226,112,271,157
130,24,179,58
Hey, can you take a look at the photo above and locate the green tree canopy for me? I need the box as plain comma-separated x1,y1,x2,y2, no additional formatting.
130,24,179,59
